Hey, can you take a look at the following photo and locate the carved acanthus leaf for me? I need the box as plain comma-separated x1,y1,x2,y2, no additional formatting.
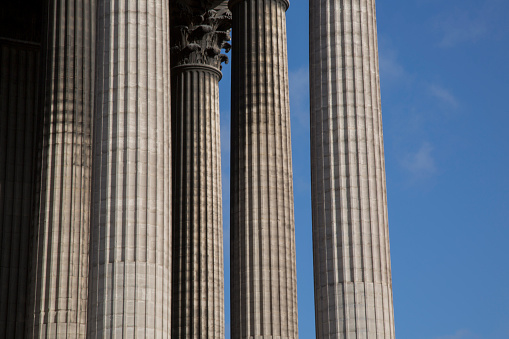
171,2,232,70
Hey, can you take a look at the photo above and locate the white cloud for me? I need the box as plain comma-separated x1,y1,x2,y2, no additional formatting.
289,67,308,100
380,52,405,80
434,9,488,47
293,171,310,195
378,38,411,89
430,84,459,109
288,66,310,134
220,114,231,155
433,0,508,47
400,142,437,179
434,329,479,339
379,46,407,82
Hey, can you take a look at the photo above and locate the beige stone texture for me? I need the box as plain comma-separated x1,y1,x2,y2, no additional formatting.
230,0,299,337
24,0,95,337
171,65,224,339
87,0,172,337
309,0,396,337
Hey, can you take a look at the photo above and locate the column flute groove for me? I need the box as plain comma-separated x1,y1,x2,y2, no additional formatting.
88,0,172,336
230,0,298,337
25,0,95,337
170,2,230,337
310,0,396,337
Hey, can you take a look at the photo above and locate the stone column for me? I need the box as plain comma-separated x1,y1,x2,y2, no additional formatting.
170,3,230,338
309,0,395,337
229,0,298,337
87,0,172,337
25,0,95,337
0,39,40,338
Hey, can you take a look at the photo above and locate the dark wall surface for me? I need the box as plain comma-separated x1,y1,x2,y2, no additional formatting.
0,1,42,337
0,0,42,43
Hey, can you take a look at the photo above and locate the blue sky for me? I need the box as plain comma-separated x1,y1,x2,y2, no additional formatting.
219,0,509,337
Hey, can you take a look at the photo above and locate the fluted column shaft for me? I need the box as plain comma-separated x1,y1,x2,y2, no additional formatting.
88,0,172,337
171,65,224,338
230,0,298,337
26,0,95,337
170,5,230,337
0,40,40,338
309,0,395,337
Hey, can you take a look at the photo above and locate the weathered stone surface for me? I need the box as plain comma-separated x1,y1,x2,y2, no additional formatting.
170,4,230,337
309,0,396,337
24,0,95,337
176,0,226,15
171,66,225,339
230,0,299,337
171,5,232,71
87,0,172,337
0,0,399,336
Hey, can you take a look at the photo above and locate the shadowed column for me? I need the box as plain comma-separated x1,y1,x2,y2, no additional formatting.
309,0,396,337
87,0,172,337
229,0,299,337
0,40,39,338
0,2,41,337
170,3,230,338
25,0,94,337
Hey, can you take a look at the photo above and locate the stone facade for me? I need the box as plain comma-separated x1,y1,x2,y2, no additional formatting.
0,0,395,337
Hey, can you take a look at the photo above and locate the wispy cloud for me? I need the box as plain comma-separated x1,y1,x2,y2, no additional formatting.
433,0,508,47
288,66,312,196
434,329,479,339
400,142,437,180
378,38,411,89
289,66,310,135
429,84,459,109
220,114,231,155
434,9,488,47
379,46,407,82
220,110,231,246
293,171,311,195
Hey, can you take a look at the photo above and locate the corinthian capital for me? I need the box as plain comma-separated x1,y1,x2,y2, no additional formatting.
171,1,232,71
